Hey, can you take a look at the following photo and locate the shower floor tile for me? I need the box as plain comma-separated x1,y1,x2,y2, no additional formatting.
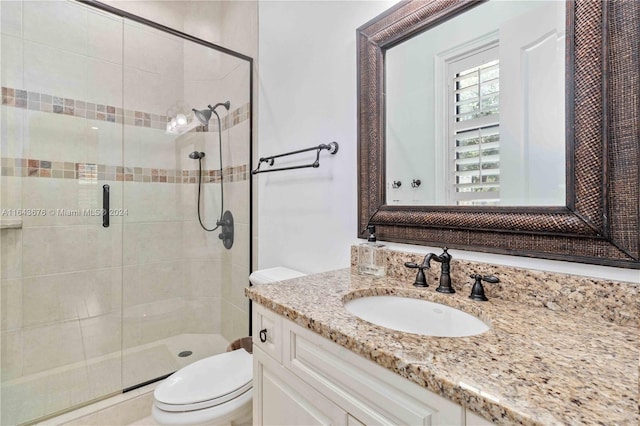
4,333,230,425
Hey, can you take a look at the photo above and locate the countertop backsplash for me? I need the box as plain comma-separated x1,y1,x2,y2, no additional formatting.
351,246,639,327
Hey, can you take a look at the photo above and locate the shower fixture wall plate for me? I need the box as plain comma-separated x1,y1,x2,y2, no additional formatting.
218,210,234,249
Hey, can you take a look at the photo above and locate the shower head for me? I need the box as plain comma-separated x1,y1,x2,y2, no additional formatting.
192,101,231,125
192,108,212,126
188,151,205,159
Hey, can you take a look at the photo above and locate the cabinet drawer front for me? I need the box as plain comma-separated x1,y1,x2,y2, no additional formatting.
252,304,282,363
285,323,463,425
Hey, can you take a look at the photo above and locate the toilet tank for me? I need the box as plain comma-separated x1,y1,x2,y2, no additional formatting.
249,267,306,285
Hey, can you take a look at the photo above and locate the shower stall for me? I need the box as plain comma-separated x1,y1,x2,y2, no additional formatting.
0,1,253,424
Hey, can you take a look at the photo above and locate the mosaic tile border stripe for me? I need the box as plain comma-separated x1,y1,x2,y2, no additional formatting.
1,86,251,132
0,157,249,183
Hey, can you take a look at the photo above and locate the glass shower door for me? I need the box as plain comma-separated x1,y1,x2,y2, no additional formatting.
1,1,252,423
1,1,125,423
120,17,251,389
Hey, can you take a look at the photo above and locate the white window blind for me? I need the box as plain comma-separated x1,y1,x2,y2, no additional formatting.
447,46,500,206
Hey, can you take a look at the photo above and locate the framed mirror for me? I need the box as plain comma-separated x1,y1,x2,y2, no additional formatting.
357,0,639,268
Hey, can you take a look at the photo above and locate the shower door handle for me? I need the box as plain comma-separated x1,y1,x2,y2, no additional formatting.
102,184,110,228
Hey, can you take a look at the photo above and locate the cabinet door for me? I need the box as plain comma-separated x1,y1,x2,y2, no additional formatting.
284,320,464,425
254,346,347,426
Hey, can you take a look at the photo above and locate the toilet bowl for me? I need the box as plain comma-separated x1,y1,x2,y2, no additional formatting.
152,267,305,426
152,349,253,426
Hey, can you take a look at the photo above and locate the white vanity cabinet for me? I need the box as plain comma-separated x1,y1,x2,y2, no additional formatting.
252,304,491,425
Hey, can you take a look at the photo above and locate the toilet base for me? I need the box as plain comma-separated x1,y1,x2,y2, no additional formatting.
152,388,252,426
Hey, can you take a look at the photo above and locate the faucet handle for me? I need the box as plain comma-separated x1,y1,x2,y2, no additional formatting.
468,274,500,301
404,262,429,287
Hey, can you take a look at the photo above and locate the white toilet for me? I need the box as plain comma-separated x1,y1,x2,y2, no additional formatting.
152,267,306,426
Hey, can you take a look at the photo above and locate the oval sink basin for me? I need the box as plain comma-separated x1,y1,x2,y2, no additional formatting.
344,296,488,337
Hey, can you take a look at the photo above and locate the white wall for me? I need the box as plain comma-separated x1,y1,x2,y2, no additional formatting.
257,1,395,274
257,1,638,284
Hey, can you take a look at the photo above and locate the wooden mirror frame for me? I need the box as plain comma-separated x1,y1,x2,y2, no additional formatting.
357,0,639,268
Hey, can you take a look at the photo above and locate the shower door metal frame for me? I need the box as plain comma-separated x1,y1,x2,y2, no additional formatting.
76,0,256,335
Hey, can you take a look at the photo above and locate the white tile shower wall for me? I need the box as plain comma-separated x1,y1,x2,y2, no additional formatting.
187,258,223,298
0,174,22,215
1,3,255,422
22,224,123,276
1,278,22,331
23,40,89,101
124,181,183,223
88,120,124,167
124,127,177,170
0,232,20,274
222,262,250,313
183,0,223,46
101,0,187,34
22,319,85,375
80,312,122,359
228,117,251,170
1,329,23,380
23,1,89,56
183,40,224,81
226,180,250,227
22,268,121,327
221,299,248,343
123,222,183,266
20,178,113,227
0,0,23,38
123,23,184,116
220,0,258,58
105,0,257,59
1,34,24,89
122,261,188,308
124,21,183,76
1,106,25,159
200,183,223,230
87,8,125,65
23,111,91,163
87,58,123,107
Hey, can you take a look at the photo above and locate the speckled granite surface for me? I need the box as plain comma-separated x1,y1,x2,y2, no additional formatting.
351,246,639,327
245,268,638,425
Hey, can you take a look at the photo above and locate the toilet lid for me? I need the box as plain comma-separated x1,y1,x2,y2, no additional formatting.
154,349,252,411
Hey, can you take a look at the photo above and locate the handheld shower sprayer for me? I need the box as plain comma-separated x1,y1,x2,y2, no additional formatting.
187,100,234,248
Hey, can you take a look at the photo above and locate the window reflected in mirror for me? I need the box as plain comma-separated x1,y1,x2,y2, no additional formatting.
385,0,565,207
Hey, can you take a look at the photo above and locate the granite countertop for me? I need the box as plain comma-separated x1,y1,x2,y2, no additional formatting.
245,269,639,425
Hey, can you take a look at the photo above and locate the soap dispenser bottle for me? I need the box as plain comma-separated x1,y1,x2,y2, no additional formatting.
358,225,387,277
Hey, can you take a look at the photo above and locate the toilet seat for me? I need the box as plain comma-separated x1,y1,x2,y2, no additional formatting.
154,349,252,412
